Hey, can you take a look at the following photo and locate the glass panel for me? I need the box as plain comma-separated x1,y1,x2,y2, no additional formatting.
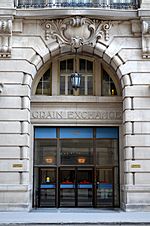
33,167,39,207
87,76,93,95
35,128,56,138
96,169,113,207
60,60,66,73
80,75,85,95
77,170,93,207
87,60,93,73
68,75,73,95
102,70,117,96
60,169,75,207
67,59,73,72
39,168,56,207
36,81,42,95
114,166,120,207
36,69,51,95
60,139,93,165
96,127,118,139
60,76,65,95
35,139,57,165
96,139,118,166
60,128,93,138
60,59,73,73
79,59,86,72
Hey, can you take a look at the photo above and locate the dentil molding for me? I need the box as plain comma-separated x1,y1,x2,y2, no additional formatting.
41,17,112,49
0,18,12,58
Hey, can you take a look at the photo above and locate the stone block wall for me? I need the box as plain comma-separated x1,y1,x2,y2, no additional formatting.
0,1,150,211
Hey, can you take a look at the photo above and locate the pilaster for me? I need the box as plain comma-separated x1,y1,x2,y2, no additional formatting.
0,0,14,8
141,0,150,9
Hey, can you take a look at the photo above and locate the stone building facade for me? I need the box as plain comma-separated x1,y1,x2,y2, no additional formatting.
0,0,150,211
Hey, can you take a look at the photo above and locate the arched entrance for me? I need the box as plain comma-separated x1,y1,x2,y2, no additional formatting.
31,51,122,208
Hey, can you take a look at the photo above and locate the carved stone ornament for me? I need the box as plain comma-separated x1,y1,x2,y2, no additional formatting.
0,18,12,58
142,20,150,58
41,17,112,49
0,83,4,93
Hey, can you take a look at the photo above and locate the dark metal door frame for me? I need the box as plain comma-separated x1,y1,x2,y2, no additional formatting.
58,166,94,208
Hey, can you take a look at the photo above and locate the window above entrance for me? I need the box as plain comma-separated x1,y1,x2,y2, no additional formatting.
33,55,121,97
35,68,52,95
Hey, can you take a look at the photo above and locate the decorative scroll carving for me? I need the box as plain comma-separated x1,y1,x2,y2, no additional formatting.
41,17,112,49
0,83,4,93
0,18,12,58
142,20,150,58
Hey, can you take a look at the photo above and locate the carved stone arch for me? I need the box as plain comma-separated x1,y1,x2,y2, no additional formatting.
93,41,130,91
30,42,126,93
31,43,125,95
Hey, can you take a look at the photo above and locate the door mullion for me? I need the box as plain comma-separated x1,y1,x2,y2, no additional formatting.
75,167,78,207
56,167,59,208
38,167,41,208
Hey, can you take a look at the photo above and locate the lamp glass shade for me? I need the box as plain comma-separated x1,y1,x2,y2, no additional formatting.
71,73,81,89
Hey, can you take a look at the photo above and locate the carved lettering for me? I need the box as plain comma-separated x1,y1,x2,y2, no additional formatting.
32,110,122,121
68,111,74,119
56,111,64,119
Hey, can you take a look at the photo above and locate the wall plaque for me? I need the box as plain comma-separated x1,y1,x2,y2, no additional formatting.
131,164,141,169
12,164,23,168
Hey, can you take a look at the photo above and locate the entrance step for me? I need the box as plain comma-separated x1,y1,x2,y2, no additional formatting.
1,223,150,226
0,210,150,226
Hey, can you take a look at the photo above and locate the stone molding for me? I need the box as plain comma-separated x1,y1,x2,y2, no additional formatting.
142,19,150,58
41,16,112,50
0,18,12,58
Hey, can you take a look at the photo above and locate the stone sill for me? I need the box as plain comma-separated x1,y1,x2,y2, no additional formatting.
15,8,138,20
121,185,150,192
31,95,122,103
0,185,29,192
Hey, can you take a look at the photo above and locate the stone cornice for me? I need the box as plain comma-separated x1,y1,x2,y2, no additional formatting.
138,9,150,17
15,8,138,20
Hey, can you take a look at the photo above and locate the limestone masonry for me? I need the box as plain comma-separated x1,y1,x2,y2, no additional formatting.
0,0,150,212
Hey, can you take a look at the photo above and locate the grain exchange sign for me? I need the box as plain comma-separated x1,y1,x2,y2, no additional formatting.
31,110,122,123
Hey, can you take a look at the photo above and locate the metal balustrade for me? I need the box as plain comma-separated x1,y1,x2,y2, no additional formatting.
16,0,139,9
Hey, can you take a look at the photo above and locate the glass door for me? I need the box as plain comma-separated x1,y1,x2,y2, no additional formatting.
77,168,93,207
96,168,113,207
59,167,94,207
39,168,56,207
34,127,119,208
59,168,76,207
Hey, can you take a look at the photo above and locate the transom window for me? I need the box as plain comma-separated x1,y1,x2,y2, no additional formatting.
34,55,120,96
36,69,51,95
60,58,93,95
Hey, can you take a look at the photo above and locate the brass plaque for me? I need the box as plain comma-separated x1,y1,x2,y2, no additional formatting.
131,164,141,168
12,164,23,168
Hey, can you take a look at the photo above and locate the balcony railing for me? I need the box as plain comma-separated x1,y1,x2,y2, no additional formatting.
16,0,139,9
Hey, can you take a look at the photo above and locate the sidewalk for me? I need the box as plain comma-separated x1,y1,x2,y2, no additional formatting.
0,209,150,225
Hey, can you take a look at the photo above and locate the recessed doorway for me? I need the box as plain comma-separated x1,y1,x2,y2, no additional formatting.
33,127,119,208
